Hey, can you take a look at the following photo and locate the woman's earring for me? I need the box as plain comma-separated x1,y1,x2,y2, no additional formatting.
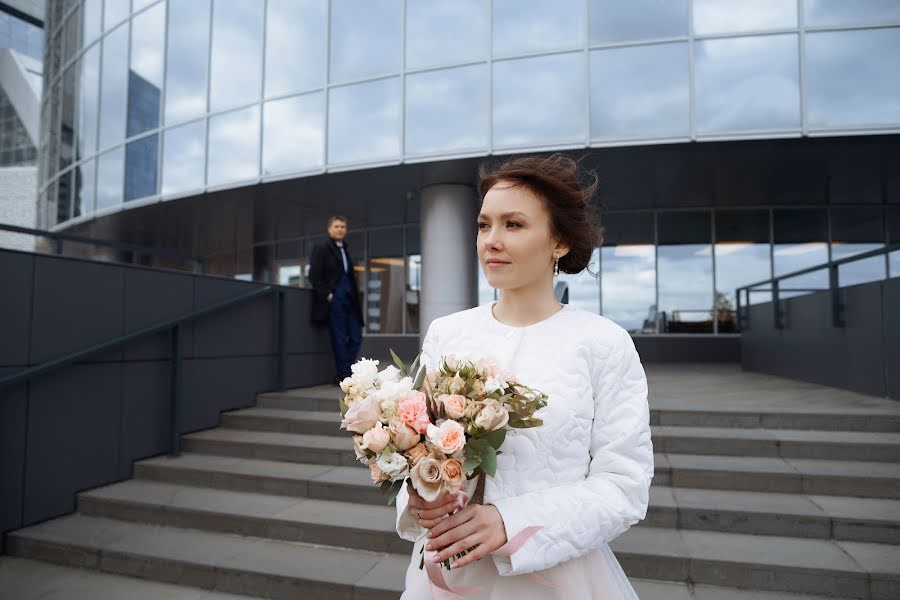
553,253,559,277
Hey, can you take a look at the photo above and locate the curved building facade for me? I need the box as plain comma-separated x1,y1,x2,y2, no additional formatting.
36,0,900,339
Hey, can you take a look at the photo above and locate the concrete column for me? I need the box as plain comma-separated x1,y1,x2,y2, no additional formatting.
419,183,479,345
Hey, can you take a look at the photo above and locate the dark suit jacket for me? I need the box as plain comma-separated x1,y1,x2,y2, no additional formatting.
308,237,365,326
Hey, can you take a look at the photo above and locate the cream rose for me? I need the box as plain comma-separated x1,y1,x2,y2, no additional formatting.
407,442,428,466
352,435,371,464
361,421,391,453
389,417,421,451
439,394,467,419
475,398,509,431
410,457,444,502
426,420,466,455
340,396,381,434
377,450,409,481
440,458,465,493
448,374,466,394
369,461,388,484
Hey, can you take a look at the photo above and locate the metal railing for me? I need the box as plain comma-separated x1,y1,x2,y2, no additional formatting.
0,223,207,273
735,244,898,331
0,285,288,456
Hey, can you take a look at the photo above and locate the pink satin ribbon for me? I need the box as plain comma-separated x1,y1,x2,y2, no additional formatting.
423,491,554,597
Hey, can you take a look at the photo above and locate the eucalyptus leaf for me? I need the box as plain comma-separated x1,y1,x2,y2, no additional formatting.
339,397,349,417
480,428,507,450
387,479,404,506
413,366,425,390
481,445,497,477
390,348,407,374
463,456,481,473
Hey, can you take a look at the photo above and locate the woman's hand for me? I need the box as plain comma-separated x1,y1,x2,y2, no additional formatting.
424,503,508,569
406,482,460,529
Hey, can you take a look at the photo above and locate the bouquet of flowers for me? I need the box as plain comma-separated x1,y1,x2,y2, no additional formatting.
338,349,548,569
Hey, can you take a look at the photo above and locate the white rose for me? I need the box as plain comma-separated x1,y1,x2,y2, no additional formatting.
377,364,402,386
474,398,509,431
351,358,380,388
484,376,509,394
376,450,410,481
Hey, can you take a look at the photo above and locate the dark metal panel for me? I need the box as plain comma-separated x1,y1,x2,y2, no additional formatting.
193,278,274,357
630,336,741,363
286,289,326,354
29,255,125,365
118,361,172,478
181,356,275,433
884,279,900,401
0,368,26,550
122,268,195,361
0,251,34,368
24,364,121,524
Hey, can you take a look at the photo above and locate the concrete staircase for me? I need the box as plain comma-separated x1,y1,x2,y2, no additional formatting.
6,376,900,599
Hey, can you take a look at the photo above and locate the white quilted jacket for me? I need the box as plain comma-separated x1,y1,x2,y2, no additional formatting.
395,300,654,577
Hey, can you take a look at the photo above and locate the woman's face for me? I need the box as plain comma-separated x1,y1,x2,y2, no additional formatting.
477,180,568,291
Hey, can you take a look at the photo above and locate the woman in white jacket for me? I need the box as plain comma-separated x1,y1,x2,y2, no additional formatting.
396,154,654,599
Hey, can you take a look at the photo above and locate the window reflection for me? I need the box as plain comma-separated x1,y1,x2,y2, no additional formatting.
265,0,326,97
77,45,99,160
406,227,420,333
805,0,900,27
207,105,259,186
493,0,584,57
715,210,771,332
164,0,210,124
328,77,401,165
59,65,75,170
600,213,656,334
98,24,128,150
589,0,688,44
127,2,164,137
406,0,487,70
406,64,488,155
366,229,404,334
55,170,72,223
330,0,401,83
104,0,130,31
73,158,95,215
693,0,797,35
658,212,713,333
773,208,829,298
806,28,900,129
209,0,263,113
124,134,158,201
133,0,157,12
82,0,102,47
557,247,600,314
96,146,124,211
263,93,324,175
831,206,885,286
590,43,689,140
694,34,800,133
493,53,585,147
162,119,205,194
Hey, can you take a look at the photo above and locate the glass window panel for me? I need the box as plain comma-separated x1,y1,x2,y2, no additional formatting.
164,0,210,124
98,23,128,150
56,170,73,223
715,211,772,316
124,133,158,201
73,158,96,215
831,206,885,285
806,28,900,129
406,228,420,333
658,212,712,333
695,34,800,133
557,247,600,314
493,52,585,147
207,105,260,186
891,250,900,279
366,228,404,334
263,92,324,175
104,0,130,31
599,213,656,333
77,45,100,159
693,0,797,35
162,119,205,194
405,64,488,155
805,0,900,27
127,2,165,137
493,0,584,57
96,146,125,211
328,77,401,165
590,43,689,140
589,0,688,44
773,209,829,298
82,0,102,46
59,65,76,170
330,0,401,83
406,0,488,70
133,0,156,12
265,0,326,97
209,0,263,113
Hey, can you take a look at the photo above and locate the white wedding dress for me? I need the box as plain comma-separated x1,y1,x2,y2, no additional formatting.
396,301,654,599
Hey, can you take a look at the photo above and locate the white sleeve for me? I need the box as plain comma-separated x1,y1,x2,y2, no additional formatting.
394,317,442,542
488,327,654,575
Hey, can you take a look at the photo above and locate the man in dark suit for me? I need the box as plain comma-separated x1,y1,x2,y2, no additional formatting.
308,215,365,384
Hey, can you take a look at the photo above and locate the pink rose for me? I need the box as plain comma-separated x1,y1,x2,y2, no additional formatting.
369,461,388,484
389,417,420,451
361,421,391,453
439,394,467,419
398,391,430,434
407,442,428,466
440,458,465,494
340,396,381,434
426,420,466,455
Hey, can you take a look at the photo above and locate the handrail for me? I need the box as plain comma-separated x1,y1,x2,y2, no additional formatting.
0,284,289,456
0,223,207,273
735,243,898,331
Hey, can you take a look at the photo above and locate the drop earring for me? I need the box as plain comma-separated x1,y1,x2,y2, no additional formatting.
553,253,559,277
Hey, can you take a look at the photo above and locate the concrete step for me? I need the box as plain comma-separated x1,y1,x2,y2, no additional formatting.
6,514,407,600
650,407,900,433
665,453,900,499
180,428,360,467
77,479,412,554
222,407,900,463
611,526,900,599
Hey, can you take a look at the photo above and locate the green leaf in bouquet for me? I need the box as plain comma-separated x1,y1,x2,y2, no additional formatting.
480,445,497,477
466,437,487,454
412,365,426,391
386,478,405,506
410,353,421,379
380,479,394,492
339,397,349,417
480,427,507,451
390,348,408,375
462,456,482,474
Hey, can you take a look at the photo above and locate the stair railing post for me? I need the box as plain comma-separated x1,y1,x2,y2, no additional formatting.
170,323,183,456
830,263,844,328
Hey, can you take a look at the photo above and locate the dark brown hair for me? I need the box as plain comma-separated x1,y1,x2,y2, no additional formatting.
477,154,603,275
327,214,348,227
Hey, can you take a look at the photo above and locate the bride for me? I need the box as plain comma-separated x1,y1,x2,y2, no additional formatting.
395,154,654,599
